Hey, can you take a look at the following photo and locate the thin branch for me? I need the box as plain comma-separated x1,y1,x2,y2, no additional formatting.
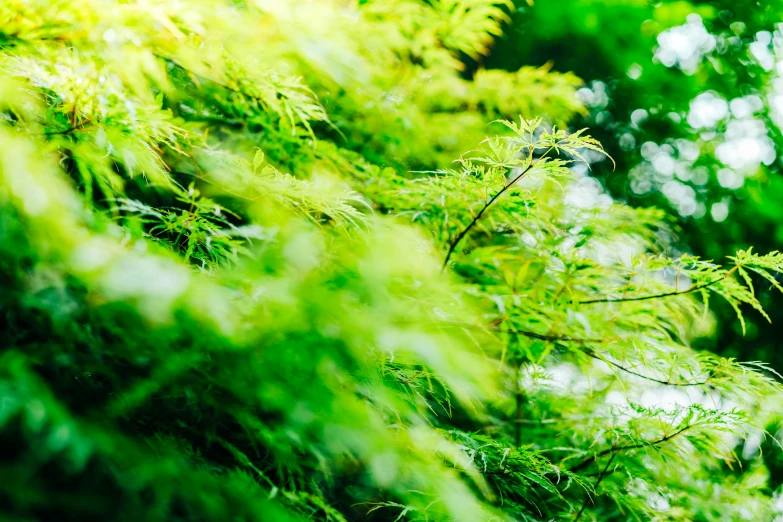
442,157,542,270
444,322,711,387
440,321,609,343
490,327,609,344
397,370,424,384
514,362,523,447
579,266,739,305
573,453,615,522
156,54,234,93
581,348,711,387
472,424,689,483
170,170,258,202
468,426,697,481
582,467,620,478
42,118,94,136
568,424,695,474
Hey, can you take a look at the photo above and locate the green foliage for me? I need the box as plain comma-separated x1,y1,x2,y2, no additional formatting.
1,1,783,521
487,0,783,400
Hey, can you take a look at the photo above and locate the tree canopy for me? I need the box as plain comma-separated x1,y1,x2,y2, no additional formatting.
2,1,783,521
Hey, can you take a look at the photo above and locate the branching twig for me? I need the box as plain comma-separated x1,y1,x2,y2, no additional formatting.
396,370,424,384
442,322,711,387
441,153,548,270
572,453,615,522
170,170,258,202
440,321,609,343
568,424,695,474
489,326,609,344
579,266,739,305
514,362,523,447
43,117,94,136
468,426,692,484
155,54,233,92
581,348,712,387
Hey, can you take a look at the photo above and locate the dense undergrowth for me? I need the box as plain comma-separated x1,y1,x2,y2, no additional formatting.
2,1,783,521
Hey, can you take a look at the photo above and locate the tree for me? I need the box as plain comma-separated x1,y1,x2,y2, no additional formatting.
1,1,782,520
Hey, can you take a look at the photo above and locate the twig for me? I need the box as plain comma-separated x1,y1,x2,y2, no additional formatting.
515,362,523,447
579,266,739,305
492,327,608,343
442,322,711,387
581,348,712,387
397,370,424,384
170,170,258,202
441,147,553,270
441,321,609,344
568,424,695,474
472,425,691,484
43,117,94,136
155,54,233,92
573,453,615,522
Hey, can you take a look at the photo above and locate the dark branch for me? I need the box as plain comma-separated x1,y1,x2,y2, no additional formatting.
578,266,739,305
155,54,235,93
467,426,691,484
42,118,93,136
489,327,609,344
440,322,610,343
441,162,536,270
445,323,711,388
581,348,711,387
568,424,695,473
573,453,615,522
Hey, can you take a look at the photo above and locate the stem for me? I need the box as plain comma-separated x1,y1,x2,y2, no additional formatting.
579,266,739,305
433,321,611,343
568,424,694,473
515,362,523,448
441,322,711,387
170,170,257,202
490,327,609,344
582,348,711,387
43,118,93,136
573,453,615,522
441,148,552,270
474,425,695,479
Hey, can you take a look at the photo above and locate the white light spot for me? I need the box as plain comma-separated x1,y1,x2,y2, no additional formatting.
655,15,716,73
711,201,729,222
687,92,729,129
631,108,648,127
